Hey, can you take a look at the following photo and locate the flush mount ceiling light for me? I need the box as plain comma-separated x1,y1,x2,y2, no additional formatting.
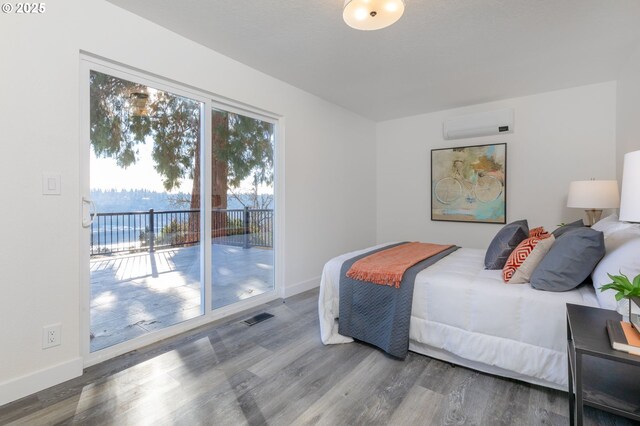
343,0,405,31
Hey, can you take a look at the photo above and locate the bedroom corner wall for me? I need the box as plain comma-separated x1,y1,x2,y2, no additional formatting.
617,44,640,182
0,0,376,405
376,82,617,249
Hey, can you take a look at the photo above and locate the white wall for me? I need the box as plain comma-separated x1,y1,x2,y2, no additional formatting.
376,82,617,248
617,45,640,181
0,0,376,404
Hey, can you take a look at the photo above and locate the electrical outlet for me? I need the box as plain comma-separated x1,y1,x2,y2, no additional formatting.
42,324,61,349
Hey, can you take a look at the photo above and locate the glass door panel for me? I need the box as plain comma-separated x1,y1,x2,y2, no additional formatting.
210,108,275,309
89,70,203,352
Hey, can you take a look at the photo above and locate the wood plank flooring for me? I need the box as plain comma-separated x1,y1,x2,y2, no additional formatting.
0,288,635,425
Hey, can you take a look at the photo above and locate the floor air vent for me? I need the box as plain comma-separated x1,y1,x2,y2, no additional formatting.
243,312,274,326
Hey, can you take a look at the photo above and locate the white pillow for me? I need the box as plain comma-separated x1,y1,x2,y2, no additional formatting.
591,213,637,237
591,213,618,230
591,228,640,310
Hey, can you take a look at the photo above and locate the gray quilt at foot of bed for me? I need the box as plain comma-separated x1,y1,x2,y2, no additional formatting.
338,243,459,359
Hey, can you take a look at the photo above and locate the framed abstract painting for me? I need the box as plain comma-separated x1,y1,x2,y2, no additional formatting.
431,143,506,224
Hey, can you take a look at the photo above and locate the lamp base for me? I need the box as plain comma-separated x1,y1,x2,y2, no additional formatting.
584,209,603,226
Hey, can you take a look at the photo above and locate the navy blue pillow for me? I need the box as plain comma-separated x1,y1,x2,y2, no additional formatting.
530,227,605,292
484,219,529,270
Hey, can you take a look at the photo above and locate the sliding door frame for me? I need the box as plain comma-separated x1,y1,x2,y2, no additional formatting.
79,54,283,367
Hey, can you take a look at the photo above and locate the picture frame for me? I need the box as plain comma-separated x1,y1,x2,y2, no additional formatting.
431,142,507,224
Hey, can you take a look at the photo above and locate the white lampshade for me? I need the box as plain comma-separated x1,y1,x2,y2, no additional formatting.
620,150,640,222
343,0,405,31
567,180,620,209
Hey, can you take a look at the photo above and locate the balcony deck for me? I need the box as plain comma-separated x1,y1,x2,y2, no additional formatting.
90,243,274,352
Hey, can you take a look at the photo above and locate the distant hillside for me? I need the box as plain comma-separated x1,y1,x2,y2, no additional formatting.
90,189,273,213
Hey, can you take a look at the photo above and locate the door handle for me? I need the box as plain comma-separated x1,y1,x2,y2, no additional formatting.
82,197,96,228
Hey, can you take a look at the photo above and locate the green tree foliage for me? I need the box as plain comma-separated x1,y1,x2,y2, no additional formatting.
89,71,273,198
212,111,274,189
90,72,152,170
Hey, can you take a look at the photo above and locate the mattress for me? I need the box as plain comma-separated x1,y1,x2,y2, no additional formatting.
319,244,600,390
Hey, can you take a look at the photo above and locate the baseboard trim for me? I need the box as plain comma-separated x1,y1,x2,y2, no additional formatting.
283,276,320,298
0,357,83,407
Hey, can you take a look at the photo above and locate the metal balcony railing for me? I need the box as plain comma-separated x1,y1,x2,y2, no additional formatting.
90,207,273,256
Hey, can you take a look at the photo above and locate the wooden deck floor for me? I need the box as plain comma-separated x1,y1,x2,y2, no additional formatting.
90,244,274,352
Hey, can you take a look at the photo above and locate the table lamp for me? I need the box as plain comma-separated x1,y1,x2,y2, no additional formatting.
619,150,640,223
610,151,640,324
567,180,620,226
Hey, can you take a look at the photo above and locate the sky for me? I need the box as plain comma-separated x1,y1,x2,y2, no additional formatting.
90,141,273,194
90,140,193,193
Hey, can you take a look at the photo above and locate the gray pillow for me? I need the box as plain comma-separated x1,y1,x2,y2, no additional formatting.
484,219,529,270
551,219,584,238
530,227,605,292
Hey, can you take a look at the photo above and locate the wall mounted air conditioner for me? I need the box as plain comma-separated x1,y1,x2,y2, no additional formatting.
443,108,514,140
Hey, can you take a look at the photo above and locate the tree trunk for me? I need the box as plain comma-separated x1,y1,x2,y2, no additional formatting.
188,136,201,244
211,110,229,239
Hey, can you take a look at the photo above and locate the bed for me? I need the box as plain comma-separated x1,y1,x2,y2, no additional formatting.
319,242,600,391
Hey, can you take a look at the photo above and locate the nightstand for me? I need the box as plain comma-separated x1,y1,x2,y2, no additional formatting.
566,303,640,425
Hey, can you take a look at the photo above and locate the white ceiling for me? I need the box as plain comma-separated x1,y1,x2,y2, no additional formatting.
107,0,640,121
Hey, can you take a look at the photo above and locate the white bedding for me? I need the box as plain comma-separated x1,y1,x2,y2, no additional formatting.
319,244,599,390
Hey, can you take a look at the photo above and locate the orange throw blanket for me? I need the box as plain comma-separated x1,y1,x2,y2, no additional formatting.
346,242,454,288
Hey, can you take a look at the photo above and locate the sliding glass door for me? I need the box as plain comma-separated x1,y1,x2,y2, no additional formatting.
87,69,204,352
82,58,278,359
210,108,275,309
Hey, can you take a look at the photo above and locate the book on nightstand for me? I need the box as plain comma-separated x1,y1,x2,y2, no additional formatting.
606,320,640,356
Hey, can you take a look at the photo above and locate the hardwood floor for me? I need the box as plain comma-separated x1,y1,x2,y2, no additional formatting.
0,288,634,425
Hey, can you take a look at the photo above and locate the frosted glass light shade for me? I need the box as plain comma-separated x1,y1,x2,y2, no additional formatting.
567,180,620,209
620,150,640,222
343,0,405,31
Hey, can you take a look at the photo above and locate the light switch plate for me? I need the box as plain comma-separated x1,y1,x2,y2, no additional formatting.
42,174,61,195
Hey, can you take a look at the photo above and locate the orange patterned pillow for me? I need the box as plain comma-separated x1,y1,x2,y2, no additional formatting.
509,235,555,284
529,226,549,238
503,232,550,282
